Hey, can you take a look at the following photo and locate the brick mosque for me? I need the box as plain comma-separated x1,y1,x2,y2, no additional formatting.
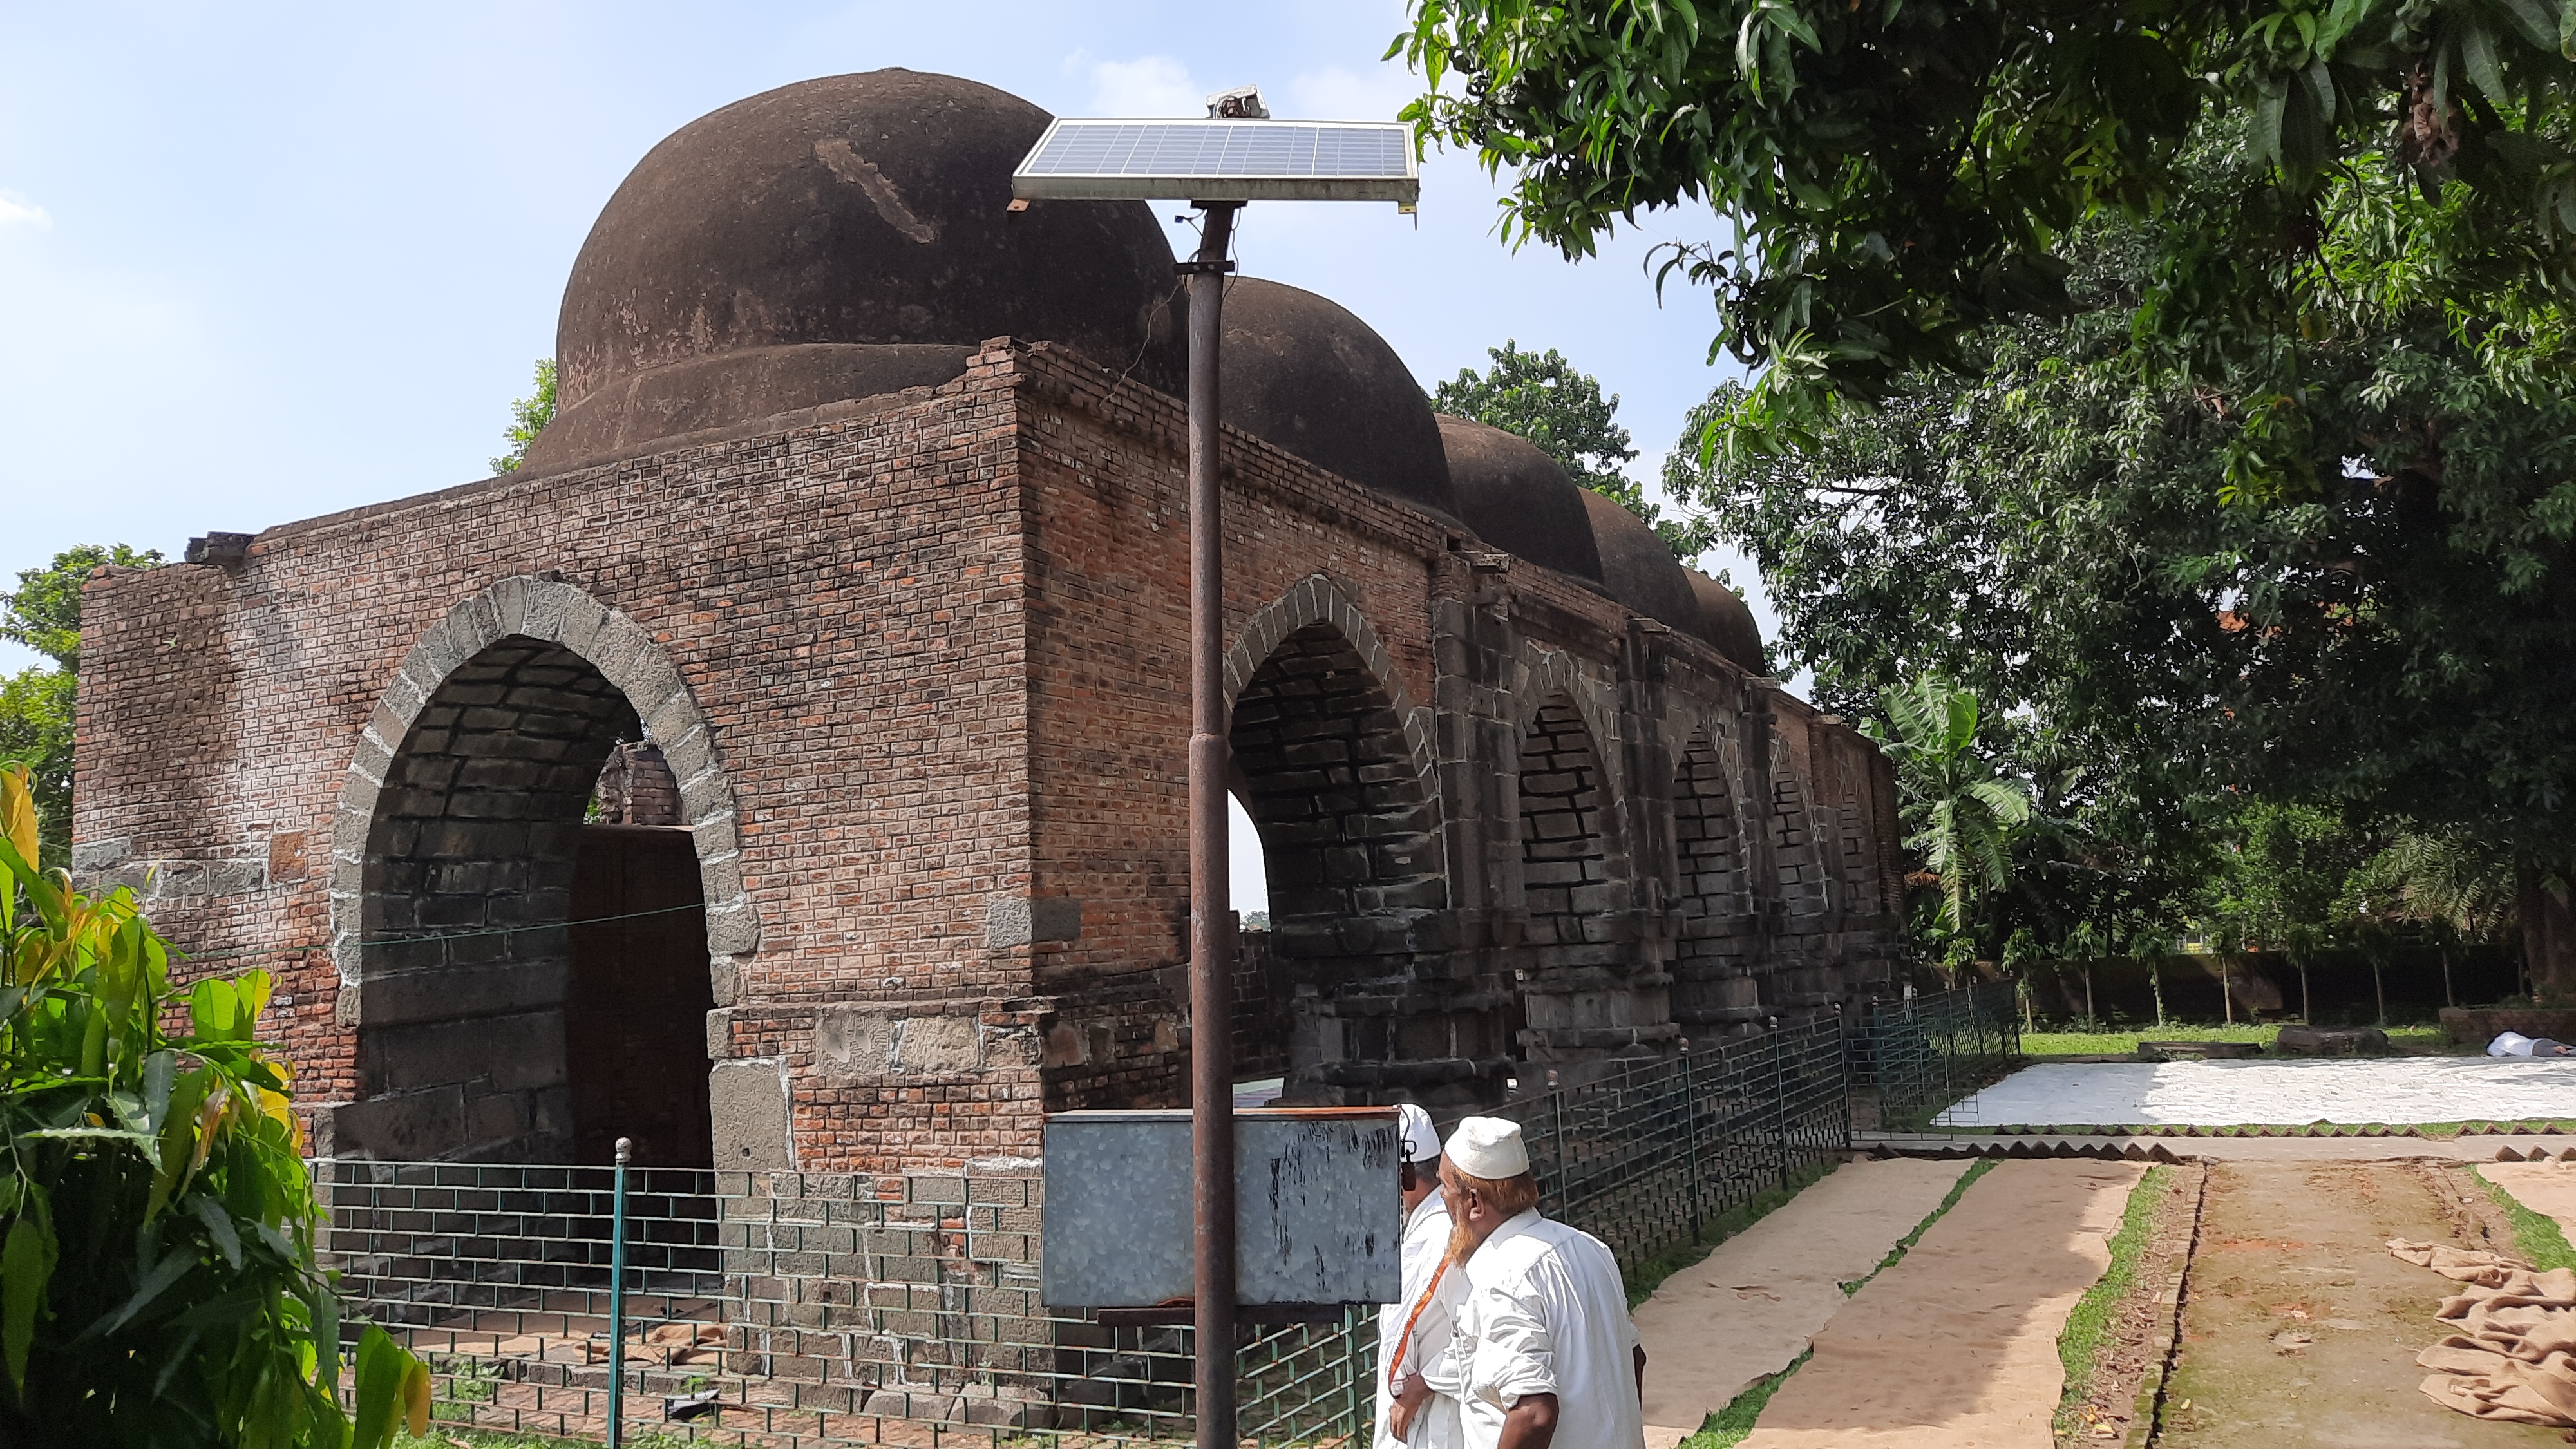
71,70,1902,1176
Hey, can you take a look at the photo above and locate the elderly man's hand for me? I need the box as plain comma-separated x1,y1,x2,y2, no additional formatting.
1497,1392,1558,1449
1390,1372,1433,1440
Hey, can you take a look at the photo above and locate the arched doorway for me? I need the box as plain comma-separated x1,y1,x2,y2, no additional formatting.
1227,618,1468,1099
1671,732,1761,1034
327,580,753,1166
1513,694,1668,1075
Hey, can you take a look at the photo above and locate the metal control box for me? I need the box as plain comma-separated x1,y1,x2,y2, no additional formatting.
1041,1106,1403,1308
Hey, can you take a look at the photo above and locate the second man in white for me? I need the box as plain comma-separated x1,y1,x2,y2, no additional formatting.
1378,1103,1467,1449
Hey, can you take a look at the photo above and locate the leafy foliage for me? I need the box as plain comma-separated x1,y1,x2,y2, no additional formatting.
2347,829,2519,944
0,765,425,1444
1430,340,1718,554
0,545,160,862
488,359,557,475
1863,676,2033,936
1396,0,2576,432
1400,6,2576,989
1663,133,2576,971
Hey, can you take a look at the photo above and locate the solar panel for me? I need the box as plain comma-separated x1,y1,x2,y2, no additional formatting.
1012,120,1419,204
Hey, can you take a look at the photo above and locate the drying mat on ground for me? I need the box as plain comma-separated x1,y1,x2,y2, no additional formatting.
2391,1239,2576,1426
1633,1157,1973,1447
1738,1159,2145,1448
2484,1160,2576,1244
1936,1058,2576,1128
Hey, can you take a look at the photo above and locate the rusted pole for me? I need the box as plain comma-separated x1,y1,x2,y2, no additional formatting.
1186,199,1241,1449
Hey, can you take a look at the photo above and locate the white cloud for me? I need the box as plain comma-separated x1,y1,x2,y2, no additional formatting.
1084,55,1202,118
0,193,52,228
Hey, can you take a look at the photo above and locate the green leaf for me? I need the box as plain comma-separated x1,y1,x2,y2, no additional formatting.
349,1325,428,1449
2461,19,2508,102
0,1211,55,1401
189,1193,242,1270
83,1243,192,1341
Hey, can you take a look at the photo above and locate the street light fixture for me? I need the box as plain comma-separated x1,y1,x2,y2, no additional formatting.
1012,89,1419,1449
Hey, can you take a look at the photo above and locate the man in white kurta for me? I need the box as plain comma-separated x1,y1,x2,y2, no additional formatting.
1423,1117,1644,1449
1377,1104,1467,1449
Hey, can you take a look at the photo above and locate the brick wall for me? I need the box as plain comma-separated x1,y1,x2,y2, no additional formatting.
75,337,1900,1173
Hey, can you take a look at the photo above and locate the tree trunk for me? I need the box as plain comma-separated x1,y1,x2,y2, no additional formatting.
2521,864,2576,1001
2152,963,2166,1028
2441,947,2455,1009
2084,964,2096,1028
2223,959,2235,1025
2374,961,2387,1027
2298,962,2311,1024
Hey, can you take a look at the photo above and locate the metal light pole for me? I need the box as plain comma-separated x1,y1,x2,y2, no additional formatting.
1182,198,1242,1449
1010,95,1417,1449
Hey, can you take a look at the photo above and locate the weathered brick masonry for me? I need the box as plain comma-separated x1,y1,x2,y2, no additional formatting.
75,338,1899,1173
70,68,1902,1185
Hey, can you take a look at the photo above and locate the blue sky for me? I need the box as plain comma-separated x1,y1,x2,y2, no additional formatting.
0,2,1765,904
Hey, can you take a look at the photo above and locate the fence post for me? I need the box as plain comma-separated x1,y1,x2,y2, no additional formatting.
1551,1090,1570,1195
608,1137,630,1449
1343,1307,1364,1439
1681,1048,1704,1241
1770,1029,1790,1191
1832,1016,1852,1150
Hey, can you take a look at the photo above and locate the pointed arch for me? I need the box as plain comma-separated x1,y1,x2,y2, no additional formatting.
1224,574,1436,806
1515,693,1618,954
1228,618,1447,956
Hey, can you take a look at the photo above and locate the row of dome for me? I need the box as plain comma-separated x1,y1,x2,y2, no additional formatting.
520,68,1764,676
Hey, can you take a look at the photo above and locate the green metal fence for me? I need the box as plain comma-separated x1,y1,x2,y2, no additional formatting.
1484,1016,1851,1271
1854,981,2024,1132
321,1018,1850,1446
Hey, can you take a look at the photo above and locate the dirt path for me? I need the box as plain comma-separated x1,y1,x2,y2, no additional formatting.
2157,1160,2563,1447
1738,1159,2144,1448
1634,1157,1973,1444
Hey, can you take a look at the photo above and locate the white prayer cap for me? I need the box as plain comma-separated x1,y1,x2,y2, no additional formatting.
1396,1103,1442,1164
1444,1116,1530,1179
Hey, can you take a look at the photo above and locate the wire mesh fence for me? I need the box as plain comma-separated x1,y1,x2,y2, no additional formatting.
1852,981,2024,1132
317,1018,1853,1446
1488,1016,1850,1270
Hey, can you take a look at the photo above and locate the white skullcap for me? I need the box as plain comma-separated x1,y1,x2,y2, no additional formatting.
1444,1116,1530,1179
1396,1103,1442,1164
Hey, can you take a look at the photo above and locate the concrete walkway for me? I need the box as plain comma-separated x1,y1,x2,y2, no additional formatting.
1633,1157,1972,1447
1739,1159,2145,1448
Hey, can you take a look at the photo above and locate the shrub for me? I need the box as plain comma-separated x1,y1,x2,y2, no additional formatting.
0,764,425,1445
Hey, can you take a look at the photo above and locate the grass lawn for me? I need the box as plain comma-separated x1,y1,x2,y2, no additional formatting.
2018,1023,2459,1056
2474,1168,2576,1271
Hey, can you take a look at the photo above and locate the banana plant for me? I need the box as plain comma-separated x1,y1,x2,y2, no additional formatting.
0,764,425,1446
1863,676,2036,940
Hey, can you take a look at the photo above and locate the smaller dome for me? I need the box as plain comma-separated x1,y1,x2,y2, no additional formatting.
1684,569,1767,674
1220,279,1459,520
1579,491,1701,636
1434,415,1605,586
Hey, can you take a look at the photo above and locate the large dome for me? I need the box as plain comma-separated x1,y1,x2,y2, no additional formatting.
526,71,1183,469
1578,491,1702,638
1434,415,1604,586
1220,278,1459,520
